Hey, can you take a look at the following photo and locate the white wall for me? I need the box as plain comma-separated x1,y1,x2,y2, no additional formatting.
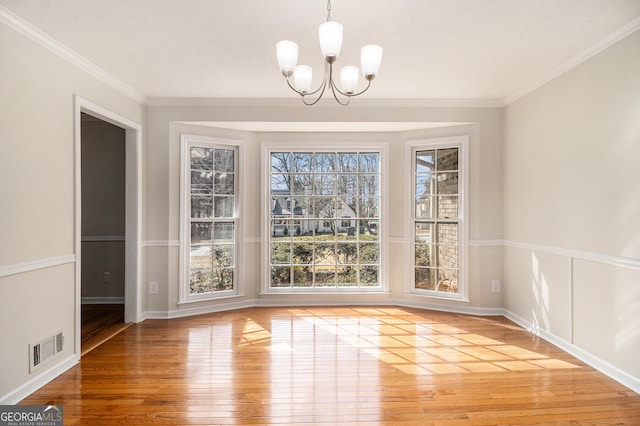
0,21,143,403
143,106,504,318
502,29,640,389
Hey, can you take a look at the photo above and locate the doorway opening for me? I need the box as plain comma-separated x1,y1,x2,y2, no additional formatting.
74,97,141,357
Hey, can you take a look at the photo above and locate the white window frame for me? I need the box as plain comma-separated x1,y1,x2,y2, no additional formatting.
261,140,389,295
179,134,243,303
405,135,469,301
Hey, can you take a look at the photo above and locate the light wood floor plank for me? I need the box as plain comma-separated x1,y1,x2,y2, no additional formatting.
20,306,640,424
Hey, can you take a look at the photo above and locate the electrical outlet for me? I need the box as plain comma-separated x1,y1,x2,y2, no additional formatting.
149,281,158,294
491,280,501,292
103,272,111,283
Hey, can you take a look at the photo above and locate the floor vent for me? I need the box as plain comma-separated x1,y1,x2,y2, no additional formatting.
30,331,63,373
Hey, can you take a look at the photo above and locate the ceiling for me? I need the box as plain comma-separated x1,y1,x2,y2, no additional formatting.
1,0,640,105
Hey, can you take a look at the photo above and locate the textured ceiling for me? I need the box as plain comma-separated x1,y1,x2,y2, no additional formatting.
2,0,640,103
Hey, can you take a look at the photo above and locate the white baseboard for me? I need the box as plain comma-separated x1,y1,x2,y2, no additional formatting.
394,298,505,316
0,354,78,405
81,297,125,304
504,309,640,395
143,299,255,320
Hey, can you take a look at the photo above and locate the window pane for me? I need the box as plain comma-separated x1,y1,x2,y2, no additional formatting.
314,243,335,265
415,173,432,199
292,174,313,195
213,222,234,242
271,153,292,174
191,196,212,218
337,243,357,264
435,172,458,195
358,197,379,218
213,196,234,218
315,268,336,286
436,148,458,171
436,271,458,293
359,266,378,286
337,175,358,195
415,196,431,219
359,174,379,196
359,243,379,264
360,220,379,240
436,196,458,219
415,222,433,243
437,223,458,245
214,172,234,195
191,222,211,245
416,151,434,174
415,267,435,290
212,245,234,267
359,153,379,173
338,266,358,285
271,266,291,287
190,269,212,294
415,244,432,267
316,219,336,238
438,246,458,269
271,174,290,193
312,198,335,218
293,153,313,172
271,243,290,264
191,171,212,195
191,147,212,170
271,219,291,238
292,242,313,265
336,153,358,172
293,266,313,287
314,174,335,195
212,268,233,291
190,245,212,294
214,149,234,172
314,153,335,172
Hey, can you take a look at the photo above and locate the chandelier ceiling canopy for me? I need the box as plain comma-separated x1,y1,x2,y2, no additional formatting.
276,0,383,106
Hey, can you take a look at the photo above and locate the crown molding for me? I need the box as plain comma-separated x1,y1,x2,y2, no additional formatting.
145,97,504,109
0,5,147,105
503,16,640,105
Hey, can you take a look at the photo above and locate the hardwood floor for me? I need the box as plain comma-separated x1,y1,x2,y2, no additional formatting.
81,304,132,356
22,307,640,424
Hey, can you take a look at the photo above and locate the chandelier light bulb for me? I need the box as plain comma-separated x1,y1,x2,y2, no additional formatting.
361,44,383,79
340,66,359,94
318,21,343,62
293,65,313,93
276,40,298,76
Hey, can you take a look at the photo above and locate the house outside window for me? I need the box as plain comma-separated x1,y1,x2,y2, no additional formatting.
180,135,241,302
409,136,468,300
264,147,385,292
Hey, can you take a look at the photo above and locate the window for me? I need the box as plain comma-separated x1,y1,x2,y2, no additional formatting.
410,137,467,299
181,135,240,301
267,150,382,290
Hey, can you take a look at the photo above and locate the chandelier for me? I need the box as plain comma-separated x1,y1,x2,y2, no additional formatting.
275,0,383,106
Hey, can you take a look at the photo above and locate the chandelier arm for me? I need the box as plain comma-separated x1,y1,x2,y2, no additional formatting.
336,78,373,98
284,72,327,98
329,79,351,106
301,75,329,106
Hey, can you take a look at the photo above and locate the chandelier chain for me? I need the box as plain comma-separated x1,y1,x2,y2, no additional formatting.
326,0,332,22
